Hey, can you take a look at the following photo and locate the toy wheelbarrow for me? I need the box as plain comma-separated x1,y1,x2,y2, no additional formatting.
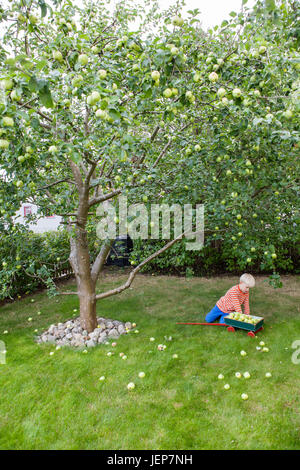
177,315,264,337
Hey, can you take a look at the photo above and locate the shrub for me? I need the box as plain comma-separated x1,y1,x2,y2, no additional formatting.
0,224,98,301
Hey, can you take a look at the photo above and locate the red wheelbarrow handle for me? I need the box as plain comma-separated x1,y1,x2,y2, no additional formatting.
176,322,226,326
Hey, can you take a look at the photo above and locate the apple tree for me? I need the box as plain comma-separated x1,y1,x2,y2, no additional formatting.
0,0,299,331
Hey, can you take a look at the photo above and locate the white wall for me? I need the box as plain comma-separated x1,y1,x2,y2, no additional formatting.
14,203,62,233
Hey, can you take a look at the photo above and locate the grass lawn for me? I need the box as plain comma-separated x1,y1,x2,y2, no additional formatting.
0,270,300,450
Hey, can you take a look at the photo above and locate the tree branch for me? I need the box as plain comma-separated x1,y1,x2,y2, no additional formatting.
37,178,73,191
18,101,53,123
91,238,115,284
153,122,192,168
69,159,84,194
95,229,203,301
88,189,122,208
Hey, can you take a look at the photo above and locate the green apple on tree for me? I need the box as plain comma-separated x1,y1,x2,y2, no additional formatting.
232,88,242,98
0,139,10,149
208,72,218,82
2,117,14,127
72,75,84,87
78,54,89,66
53,50,63,61
98,69,107,79
217,87,226,99
151,70,160,81
172,16,184,26
0,78,14,90
163,88,172,98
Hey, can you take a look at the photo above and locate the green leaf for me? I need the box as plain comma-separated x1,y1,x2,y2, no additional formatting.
28,76,39,92
31,117,40,129
265,0,276,12
108,109,121,121
39,85,54,108
16,110,29,121
5,58,16,67
38,0,47,17
36,59,48,71
70,152,82,164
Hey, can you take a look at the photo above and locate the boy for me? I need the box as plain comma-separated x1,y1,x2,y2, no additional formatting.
205,273,255,324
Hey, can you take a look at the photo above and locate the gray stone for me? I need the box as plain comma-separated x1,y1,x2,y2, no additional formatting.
98,332,107,343
108,328,119,339
89,331,100,341
47,334,56,343
36,316,130,348
73,333,82,341
117,324,126,334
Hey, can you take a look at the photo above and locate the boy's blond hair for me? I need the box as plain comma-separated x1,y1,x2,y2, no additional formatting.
240,273,255,287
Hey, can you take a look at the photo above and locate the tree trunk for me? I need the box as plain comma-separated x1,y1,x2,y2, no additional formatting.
67,161,115,333
78,279,97,332
68,224,98,332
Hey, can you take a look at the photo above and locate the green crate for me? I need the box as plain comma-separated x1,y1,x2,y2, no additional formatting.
224,314,264,332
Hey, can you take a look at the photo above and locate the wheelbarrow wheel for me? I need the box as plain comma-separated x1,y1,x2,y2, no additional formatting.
247,331,256,337
227,326,235,332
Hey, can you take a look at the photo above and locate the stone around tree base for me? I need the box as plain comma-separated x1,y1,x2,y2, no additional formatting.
35,317,133,348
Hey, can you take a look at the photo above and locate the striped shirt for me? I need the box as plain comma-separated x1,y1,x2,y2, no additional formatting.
216,284,250,315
